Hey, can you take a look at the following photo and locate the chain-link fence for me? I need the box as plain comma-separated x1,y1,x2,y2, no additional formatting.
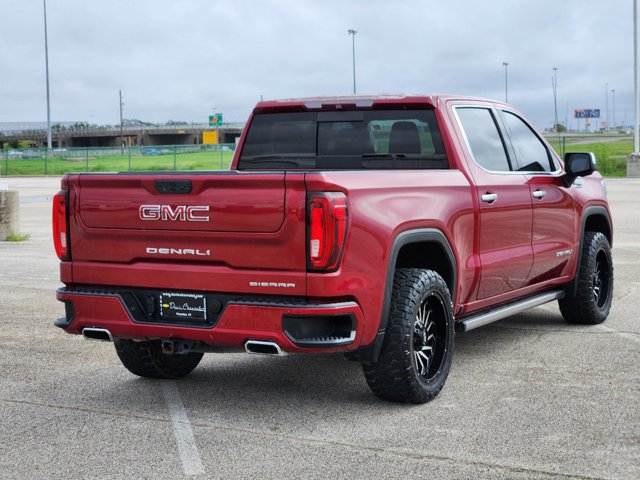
0,144,235,176
1,135,633,177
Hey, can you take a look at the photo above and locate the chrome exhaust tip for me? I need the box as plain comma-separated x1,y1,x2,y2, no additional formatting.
244,340,286,356
82,327,114,342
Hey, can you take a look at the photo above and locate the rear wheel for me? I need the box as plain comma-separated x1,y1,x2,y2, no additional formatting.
114,339,203,379
559,231,613,324
363,268,454,404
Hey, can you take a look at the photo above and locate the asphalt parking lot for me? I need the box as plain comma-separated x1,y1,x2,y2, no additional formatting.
0,176,638,479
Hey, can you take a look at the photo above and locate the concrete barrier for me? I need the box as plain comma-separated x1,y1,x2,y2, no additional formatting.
628,153,640,178
0,190,19,240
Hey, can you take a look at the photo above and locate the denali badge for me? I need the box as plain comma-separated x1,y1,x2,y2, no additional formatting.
139,204,210,222
147,247,211,256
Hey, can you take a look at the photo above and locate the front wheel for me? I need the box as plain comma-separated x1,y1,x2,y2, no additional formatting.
363,268,454,404
559,231,613,325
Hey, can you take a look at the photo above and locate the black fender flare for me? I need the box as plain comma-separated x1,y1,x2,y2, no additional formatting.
346,228,457,363
568,205,613,298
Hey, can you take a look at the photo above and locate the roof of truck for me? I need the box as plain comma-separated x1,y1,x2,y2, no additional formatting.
253,94,507,112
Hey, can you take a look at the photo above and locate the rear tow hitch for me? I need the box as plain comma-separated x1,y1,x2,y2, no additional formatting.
161,339,200,355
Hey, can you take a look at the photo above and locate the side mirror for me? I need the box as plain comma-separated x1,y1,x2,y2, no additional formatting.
564,152,596,186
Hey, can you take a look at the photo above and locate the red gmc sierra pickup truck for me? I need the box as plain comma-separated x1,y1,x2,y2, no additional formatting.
53,95,613,403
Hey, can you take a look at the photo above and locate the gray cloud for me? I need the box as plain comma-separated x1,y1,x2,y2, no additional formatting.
1,0,633,130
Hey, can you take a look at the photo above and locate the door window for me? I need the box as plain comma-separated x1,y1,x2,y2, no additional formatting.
502,111,554,172
456,107,511,172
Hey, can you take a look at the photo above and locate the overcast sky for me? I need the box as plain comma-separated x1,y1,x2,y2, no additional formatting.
1,0,635,130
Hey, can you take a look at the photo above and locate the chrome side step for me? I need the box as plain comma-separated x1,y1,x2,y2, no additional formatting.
455,290,565,333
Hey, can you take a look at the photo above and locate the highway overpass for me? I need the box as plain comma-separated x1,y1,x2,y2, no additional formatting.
0,124,244,147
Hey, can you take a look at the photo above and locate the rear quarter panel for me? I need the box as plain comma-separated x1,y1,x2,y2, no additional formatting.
305,170,475,347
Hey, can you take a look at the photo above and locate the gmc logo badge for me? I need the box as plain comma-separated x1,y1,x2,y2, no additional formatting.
139,205,210,222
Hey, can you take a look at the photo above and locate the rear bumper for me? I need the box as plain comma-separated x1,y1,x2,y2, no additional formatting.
55,287,365,354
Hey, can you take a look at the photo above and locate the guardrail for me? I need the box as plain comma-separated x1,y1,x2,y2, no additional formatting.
0,144,236,176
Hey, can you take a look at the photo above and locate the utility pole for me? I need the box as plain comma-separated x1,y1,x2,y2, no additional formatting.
630,0,639,177
348,29,357,95
635,0,639,152
43,0,52,149
605,83,609,131
502,62,509,102
119,90,124,155
612,89,616,129
552,67,559,133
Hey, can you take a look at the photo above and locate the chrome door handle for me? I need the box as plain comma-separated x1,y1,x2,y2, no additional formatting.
481,193,498,203
532,189,547,199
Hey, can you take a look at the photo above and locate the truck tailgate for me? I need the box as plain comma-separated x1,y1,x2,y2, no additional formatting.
67,172,307,277
78,173,285,233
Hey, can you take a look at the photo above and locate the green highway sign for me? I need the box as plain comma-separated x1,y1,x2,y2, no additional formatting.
209,113,223,126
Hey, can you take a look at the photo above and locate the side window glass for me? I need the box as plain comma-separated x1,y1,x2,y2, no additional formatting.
456,107,511,172
502,111,553,172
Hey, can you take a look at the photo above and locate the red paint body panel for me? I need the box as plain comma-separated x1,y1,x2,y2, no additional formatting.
54,94,612,355
68,173,307,270
78,173,286,233
304,170,474,346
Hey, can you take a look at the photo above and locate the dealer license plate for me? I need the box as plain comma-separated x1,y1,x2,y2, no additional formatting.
159,292,207,321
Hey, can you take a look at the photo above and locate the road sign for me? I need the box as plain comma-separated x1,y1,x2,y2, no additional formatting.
574,109,600,119
203,130,218,144
209,113,223,126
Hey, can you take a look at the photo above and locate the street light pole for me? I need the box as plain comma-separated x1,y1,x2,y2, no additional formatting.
43,0,52,149
552,67,559,133
612,89,616,129
348,29,357,95
635,0,639,153
605,83,609,131
119,90,124,155
502,62,509,102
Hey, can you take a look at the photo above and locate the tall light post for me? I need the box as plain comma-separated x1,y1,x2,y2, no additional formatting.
43,0,52,149
633,0,640,152
502,62,509,102
348,29,357,95
119,90,124,155
611,89,616,129
635,0,639,153
552,67,559,132
605,83,609,131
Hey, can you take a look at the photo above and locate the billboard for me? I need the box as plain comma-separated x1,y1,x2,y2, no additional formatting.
574,109,600,119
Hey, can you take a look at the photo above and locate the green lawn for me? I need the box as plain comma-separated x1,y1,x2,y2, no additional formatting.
547,136,632,177
1,149,234,176
1,138,633,177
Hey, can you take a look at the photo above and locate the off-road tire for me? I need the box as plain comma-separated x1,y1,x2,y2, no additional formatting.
363,268,454,404
559,231,613,324
114,339,204,379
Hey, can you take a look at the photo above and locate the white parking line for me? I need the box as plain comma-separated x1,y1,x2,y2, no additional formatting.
162,381,205,476
596,324,640,344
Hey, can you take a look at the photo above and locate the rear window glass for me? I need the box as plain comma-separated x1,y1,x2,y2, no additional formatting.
238,110,448,170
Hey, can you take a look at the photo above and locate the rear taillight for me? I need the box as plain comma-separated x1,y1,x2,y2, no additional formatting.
307,192,348,271
52,191,69,260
